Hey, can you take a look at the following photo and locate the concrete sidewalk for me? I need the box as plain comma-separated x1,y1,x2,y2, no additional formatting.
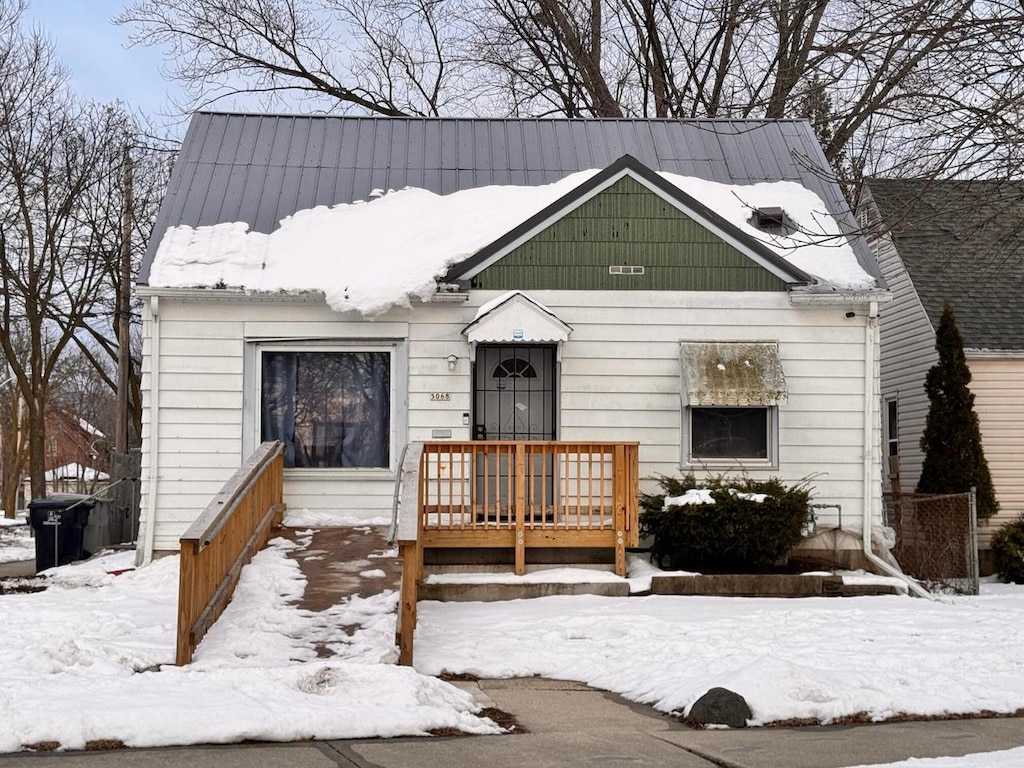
4,677,1024,768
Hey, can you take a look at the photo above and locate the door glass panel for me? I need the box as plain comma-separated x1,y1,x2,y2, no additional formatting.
474,345,554,440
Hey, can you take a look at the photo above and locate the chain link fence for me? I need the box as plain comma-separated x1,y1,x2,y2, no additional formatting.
882,490,979,595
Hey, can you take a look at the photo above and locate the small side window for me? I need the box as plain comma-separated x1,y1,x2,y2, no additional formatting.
885,398,899,457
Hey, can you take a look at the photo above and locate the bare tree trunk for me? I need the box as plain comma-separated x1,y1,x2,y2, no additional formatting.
534,0,623,116
764,0,828,119
0,387,26,517
706,0,744,117
26,398,44,501
0,5,140,500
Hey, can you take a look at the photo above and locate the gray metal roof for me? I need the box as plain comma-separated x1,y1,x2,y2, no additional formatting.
866,178,1024,350
140,113,881,285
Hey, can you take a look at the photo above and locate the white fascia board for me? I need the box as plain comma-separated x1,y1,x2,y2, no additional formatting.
136,285,328,304
788,290,892,306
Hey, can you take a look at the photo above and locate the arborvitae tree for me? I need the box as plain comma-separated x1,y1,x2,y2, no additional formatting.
917,302,998,518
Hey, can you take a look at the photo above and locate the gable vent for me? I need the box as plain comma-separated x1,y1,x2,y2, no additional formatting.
609,265,645,275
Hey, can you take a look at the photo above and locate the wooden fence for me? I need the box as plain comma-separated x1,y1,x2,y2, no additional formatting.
175,441,286,665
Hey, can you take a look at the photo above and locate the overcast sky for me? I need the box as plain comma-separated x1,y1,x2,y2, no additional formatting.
25,1,181,121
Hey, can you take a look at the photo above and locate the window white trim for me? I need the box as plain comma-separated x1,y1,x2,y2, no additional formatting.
244,340,405,475
682,405,779,470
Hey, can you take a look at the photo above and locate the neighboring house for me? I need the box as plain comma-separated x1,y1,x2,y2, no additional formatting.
862,178,1024,568
135,114,892,570
23,410,110,498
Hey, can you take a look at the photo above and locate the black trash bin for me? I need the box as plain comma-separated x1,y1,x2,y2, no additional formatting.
28,494,93,572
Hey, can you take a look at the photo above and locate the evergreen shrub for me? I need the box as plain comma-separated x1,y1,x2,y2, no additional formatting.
639,474,811,572
917,302,998,518
992,516,1024,584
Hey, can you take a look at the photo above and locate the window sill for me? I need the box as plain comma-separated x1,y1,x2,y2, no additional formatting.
681,459,778,472
283,467,396,480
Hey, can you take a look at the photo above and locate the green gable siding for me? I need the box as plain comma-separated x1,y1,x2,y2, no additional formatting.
472,176,788,291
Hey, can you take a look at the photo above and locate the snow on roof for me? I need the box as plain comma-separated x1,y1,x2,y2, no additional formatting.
149,169,874,316
44,463,109,482
660,172,873,290
78,418,104,437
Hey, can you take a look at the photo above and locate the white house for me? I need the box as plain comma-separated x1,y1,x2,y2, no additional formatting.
136,114,893,573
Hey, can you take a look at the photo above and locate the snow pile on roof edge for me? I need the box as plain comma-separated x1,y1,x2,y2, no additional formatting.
150,170,874,316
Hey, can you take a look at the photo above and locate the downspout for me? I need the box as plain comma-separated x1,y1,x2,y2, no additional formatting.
861,301,931,599
138,295,160,566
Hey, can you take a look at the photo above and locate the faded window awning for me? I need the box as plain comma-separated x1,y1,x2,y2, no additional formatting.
680,342,788,406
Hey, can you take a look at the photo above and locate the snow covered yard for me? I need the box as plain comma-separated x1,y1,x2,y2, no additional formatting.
0,536,498,753
2,524,1024,761
415,583,1024,726
0,514,33,565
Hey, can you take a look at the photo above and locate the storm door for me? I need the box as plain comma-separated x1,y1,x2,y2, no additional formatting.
474,345,555,440
473,345,557,517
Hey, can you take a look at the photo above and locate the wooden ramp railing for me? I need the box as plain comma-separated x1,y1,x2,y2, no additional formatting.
397,440,639,665
175,441,286,665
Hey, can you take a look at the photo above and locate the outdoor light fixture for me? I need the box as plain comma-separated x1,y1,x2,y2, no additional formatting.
446,354,459,371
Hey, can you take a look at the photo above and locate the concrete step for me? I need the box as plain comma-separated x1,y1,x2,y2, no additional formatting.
650,573,902,597
419,564,629,601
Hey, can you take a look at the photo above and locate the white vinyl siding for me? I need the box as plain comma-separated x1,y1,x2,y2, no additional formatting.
141,289,878,549
457,291,872,534
139,299,244,552
871,216,937,492
141,298,408,551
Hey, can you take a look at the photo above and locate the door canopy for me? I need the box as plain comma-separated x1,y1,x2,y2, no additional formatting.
463,291,573,359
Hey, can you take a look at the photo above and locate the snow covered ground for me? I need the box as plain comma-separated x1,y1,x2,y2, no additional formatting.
0,514,33,564
846,748,1024,768
1,525,1023,767
0,538,497,753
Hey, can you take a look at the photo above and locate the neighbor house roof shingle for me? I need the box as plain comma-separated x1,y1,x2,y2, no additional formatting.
866,178,1024,351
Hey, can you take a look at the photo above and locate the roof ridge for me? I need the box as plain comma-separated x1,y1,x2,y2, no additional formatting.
193,111,812,124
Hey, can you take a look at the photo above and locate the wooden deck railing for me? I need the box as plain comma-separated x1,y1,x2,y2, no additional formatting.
397,440,639,665
418,440,640,574
175,441,286,665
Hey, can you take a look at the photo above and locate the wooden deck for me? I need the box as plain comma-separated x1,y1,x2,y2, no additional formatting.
396,440,640,665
